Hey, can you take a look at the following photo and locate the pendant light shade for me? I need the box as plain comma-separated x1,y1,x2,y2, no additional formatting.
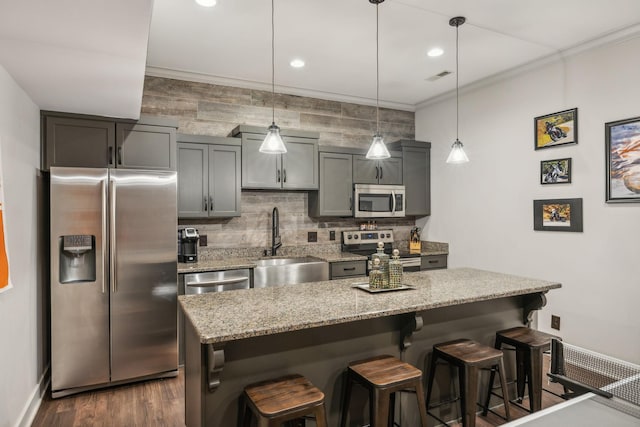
259,0,287,154
366,0,390,160
447,16,469,164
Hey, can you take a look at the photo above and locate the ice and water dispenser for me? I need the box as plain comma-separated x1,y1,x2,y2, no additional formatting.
59,235,96,283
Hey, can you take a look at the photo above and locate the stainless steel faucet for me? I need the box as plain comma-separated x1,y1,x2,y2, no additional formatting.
271,207,282,256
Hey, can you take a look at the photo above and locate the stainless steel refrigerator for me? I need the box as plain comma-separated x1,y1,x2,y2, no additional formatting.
50,167,178,397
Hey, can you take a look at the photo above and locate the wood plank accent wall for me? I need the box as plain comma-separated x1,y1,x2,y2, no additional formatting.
141,76,416,250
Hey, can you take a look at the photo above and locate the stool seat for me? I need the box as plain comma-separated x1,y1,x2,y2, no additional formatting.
241,374,327,427
341,355,428,427
497,326,558,349
435,339,504,366
427,339,510,427
349,354,422,387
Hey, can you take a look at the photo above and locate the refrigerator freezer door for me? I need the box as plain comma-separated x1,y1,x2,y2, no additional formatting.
51,168,110,391
109,169,178,381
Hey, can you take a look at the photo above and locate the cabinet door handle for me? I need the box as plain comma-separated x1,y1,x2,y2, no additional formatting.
428,260,438,264
349,197,353,211
209,196,214,212
117,146,123,165
108,146,113,165
283,169,287,183
375,166,379,179
380,166,383,180
277,169,281,183
203,197,208,211
343,267,356,271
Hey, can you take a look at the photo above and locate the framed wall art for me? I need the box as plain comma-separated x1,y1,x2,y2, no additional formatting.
541,158,571,184
533,198,583,232
605,116,640,203
534,108,578,150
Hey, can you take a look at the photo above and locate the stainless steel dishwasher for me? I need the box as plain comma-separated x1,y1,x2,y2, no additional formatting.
184,269,251,294
178,269,251,365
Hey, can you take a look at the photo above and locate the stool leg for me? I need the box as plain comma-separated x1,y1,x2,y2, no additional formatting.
482,366,497,416
414,378,429,427
497,358,511,421
372,388,389,427
460,365,478,427
340,371,353,427
516,347,527,402
239,393,251,427
388,392,395,427
528,348,543,412
425,351,439,410
313,403,328,427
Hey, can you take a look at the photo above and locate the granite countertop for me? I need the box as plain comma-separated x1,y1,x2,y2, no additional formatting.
178,250,448,273
179,267,561,344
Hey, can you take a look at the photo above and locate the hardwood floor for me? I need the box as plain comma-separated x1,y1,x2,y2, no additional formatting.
32,360,565,427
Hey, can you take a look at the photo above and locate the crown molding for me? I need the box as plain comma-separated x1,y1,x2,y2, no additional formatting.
415,23,640,110
145,66,416,112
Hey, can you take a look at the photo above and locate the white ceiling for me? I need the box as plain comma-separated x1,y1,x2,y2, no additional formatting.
1,0,639,118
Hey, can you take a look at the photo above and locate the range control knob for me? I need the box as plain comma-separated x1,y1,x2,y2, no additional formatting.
354,235,359,240
347,234,352,240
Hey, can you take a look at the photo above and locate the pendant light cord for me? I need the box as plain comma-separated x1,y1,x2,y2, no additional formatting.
376,3,380,134
455,21,459,141
271,0,275,124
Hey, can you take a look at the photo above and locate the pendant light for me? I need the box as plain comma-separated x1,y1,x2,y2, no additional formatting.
366,0,391,160
446,16,470,164
259,0,287,154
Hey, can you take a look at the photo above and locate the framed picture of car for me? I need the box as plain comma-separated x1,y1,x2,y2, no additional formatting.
541,158,571,184
534,108,578,150
533,198,583,232
605,116,640,203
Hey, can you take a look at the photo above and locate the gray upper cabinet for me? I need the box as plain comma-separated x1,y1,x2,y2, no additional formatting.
42,113,178,171
44,116,115,170
116,123,176,171
177,135,241,218
309,152,353,217
234,125,319,190
353,155,403,185
390,140,431,216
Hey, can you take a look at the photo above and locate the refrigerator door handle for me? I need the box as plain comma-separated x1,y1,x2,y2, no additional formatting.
101,179,108,294
110,176,117,294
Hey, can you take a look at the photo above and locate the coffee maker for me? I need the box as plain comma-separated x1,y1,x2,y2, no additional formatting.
178,227,199,263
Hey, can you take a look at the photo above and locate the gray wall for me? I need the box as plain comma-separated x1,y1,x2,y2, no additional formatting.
142,76,417,249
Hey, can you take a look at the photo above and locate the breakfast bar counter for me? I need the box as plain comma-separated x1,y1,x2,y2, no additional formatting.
180,268,561,426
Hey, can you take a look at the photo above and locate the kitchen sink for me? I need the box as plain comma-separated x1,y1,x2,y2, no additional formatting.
253,256,329,288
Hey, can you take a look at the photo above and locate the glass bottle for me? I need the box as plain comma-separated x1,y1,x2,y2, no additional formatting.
369,258,383,289
389,249,403,289
371,241,389,289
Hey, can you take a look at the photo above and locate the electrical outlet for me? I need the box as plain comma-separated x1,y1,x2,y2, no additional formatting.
551,315,561,330
308,231,317,242
329,230,335,241
199,235,207,246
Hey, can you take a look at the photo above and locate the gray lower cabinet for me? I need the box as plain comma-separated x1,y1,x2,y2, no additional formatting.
42,112,178,171
389,140,431,216
177,135,241,218
353,155,403,185
421,254,447,270
329,260,366,279
115,123,176,171
309,152,353,217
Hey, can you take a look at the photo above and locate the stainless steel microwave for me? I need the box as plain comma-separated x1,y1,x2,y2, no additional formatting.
353,184,405,218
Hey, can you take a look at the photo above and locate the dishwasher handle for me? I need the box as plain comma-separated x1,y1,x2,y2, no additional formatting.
186,276,250,287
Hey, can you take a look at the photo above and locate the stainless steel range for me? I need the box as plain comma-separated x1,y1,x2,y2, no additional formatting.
341,229,421,272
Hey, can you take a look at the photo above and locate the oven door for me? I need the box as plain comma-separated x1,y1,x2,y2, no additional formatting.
354,184,405,218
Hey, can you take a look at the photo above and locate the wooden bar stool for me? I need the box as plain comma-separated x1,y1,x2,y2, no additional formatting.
484,326,559,413
426,339,510,427
239,374,327,427
340,355,428,427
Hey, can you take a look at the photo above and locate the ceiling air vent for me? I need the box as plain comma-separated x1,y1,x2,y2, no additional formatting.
426,70,452,82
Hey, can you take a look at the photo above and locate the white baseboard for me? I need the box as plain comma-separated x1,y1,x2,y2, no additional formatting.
15,364,49,427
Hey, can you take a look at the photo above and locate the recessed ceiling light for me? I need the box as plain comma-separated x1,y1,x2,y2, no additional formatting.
195,0,217,7
427,47,444,57
290,59,305,68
